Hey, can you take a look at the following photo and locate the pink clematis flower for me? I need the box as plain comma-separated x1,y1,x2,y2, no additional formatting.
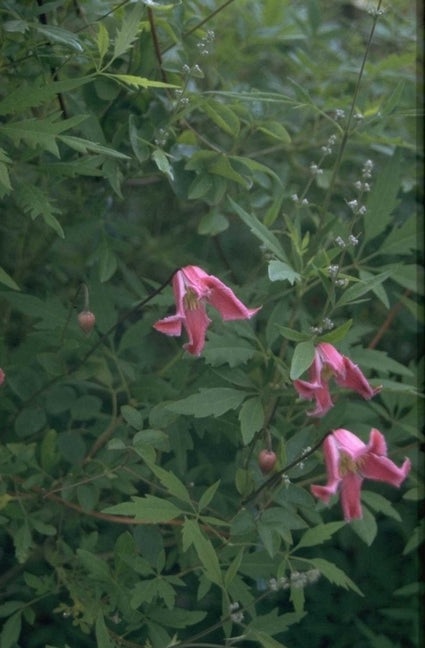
293,342,381,417
0,368,5,386
311,428,411,521
153,265,261,356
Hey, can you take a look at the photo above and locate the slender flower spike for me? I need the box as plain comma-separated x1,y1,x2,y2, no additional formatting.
311,428,411,521
293,342,381,417
153,265,261,356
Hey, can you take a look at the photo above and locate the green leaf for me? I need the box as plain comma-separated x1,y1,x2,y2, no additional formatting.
112,3,145,60
229,197,288,262
379,214,418,255
105,73,178,89
96,22,110,63
35,24,83,51
149,606,207,629
309,557,363,595
239,397,264,445
290,340,315,380
0,266,20,291
197,209,229,234
198,480,221,512
268,260,300,285
95,611,114,648
335,271,391,308
102,495,182,523
77,549,111,581
182,519,222,585
318,319,352,343
275,326,309,342
203,331,255,367
364,149,402,241
257,121,291,143
59,135,130,159
152,148,174,181
209,155,249,187
14,524,32,564
248,630,289,648
0,77,93,116
201,99,240,136
361,491,401,521
0,612,22,648
167,387,247,418
295,522,346,550
121,405,144,430
144,459,192,505
350,506,378,546
15,407,46,438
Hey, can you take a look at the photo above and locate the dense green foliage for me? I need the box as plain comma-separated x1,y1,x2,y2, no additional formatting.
0,1,422,647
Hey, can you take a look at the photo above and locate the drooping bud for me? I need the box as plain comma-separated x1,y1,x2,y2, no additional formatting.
258,449,277,475
78,310,96,335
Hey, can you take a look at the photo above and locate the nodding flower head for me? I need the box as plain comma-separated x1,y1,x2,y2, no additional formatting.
311,428,411,521
153,265,261,356
293,342,381,417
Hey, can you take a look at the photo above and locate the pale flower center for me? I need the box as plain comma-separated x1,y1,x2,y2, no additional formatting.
184,288,200,311
339,451,364,476
321,364,334,381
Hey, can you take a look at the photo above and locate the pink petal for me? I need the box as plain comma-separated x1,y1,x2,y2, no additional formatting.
366,428,388,456
153,314,183,337
340,472,363,520
172,269,190,314
317,342,346,375
333,428,366,459
335,356,382,399
203,275,261,321
322,434,342,484
181,265,211,299
0,368,5,386
311,482,339,504
360,453,411,487
182,305,211,356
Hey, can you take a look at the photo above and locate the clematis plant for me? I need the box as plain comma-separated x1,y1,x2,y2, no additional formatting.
311,428,411,521
153,265,261,355
293,342,381,417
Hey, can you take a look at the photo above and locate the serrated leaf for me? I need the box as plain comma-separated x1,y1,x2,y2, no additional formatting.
144,459,192,505
295,522,345,549
229,197,287,262
209,155,249,187
361,490,401,521
59,135,130,159
275,326,309,342
308,557,363,595
239,397,264,445
167,387,247,418
0,77,92,116
102,495,182,522
203,331,255,367
105,73,178,89
290,340,315,380
112,3,144,60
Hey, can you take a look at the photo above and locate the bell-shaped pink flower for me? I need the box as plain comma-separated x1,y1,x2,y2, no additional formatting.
311,428,411,521
153,265,261,356
293,342,381,417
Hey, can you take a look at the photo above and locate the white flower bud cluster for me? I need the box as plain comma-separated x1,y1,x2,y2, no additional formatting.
321,134,337,155
229,602,244,624
327,264,339,279
197,29,215,56
269,569,321,592
310,162,323,176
